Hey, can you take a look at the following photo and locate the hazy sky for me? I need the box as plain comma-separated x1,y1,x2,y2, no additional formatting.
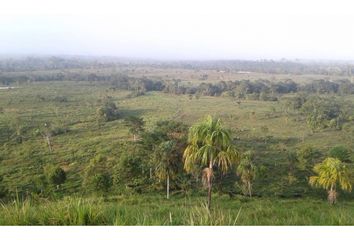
1,0,354,60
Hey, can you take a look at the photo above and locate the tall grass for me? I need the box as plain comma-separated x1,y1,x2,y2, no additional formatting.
1,195,354,225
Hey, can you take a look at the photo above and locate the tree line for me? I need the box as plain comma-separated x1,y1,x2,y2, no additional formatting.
2,69,354,100
1,57,354,75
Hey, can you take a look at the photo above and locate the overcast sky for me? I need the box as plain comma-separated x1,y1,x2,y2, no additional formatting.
1,0,354,60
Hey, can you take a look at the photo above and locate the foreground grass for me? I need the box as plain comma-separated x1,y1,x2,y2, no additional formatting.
1,194,353,225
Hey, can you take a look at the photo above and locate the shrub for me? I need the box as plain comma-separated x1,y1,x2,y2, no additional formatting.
49,167,67,187
328,146,351,163
96,100,120,122
91,173,113,193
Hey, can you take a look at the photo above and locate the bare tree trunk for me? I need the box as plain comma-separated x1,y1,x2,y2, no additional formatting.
166,175,170,199
133,134,136,142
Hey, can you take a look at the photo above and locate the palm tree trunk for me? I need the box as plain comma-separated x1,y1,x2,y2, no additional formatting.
46,135,52,152
248,181,252,198
328,183,336,205
166,175,170,199
207,161,213,210
207,180,212,210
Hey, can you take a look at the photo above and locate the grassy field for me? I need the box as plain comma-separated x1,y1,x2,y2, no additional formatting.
1,194,354,225
1,79,354,225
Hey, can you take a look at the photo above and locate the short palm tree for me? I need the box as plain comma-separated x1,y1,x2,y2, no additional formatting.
309,157,352,204
183,115,239,209
236,151,256,197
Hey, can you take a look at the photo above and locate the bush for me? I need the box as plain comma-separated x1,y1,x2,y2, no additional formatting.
114,145,151,193
49,167,67,187
91,173,113,193
296,145,320,170
328,146,351,163
96,100,120,122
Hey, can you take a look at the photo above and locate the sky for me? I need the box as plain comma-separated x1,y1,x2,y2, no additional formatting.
1,0,354,60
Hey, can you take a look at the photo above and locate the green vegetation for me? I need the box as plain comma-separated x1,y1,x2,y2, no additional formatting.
309,157,352,204
237,151,256,197
1,195,354,225
1,58,354,225
183,116,239,209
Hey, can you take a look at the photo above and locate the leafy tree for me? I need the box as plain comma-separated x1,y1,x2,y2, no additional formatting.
91,173,113,193
152,140,181,199
114,144,150,193
296,145,319,171
301,96,347,131
96,99,120,122
142,120,188,195
83,155,113,194
141,120,188,152
183,115,239,209
124,116,145,141
236,151,256,197
328,146,351,163
309,157,352,204
49,167,66,189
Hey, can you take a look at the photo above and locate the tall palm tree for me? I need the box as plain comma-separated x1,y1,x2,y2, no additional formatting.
183,115,239,209
237,151,256,197
309,157,352,204
152,140,180,199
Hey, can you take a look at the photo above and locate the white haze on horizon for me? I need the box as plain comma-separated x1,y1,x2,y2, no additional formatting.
1,0,354,61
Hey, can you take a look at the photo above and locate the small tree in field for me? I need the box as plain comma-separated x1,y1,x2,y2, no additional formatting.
183,115,239,210
96,99,120,123
49,167,66,189
236,151,256,197
124,116,145,141
152,140,180,199
309,157,352,204
91,173,113,193
84,155,113,194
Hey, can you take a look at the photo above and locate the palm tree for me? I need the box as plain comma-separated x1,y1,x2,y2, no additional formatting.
183,115,239,209
152,140,180,199
309,157,352,204
237,151,256,197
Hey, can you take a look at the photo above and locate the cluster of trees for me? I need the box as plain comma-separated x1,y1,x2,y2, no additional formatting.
282,95,354,131
81,116,354,207
2,61,354,101
96,98,120,123
162,79,354,99
0,114,353,208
